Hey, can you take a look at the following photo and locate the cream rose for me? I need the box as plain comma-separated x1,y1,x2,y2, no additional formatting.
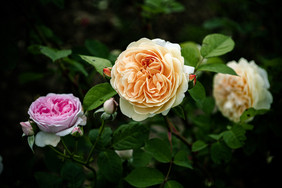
110,38,194,121
213,58,273,122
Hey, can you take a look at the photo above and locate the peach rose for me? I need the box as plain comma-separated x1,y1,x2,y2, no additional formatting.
110,38,194,121
213,58,273,122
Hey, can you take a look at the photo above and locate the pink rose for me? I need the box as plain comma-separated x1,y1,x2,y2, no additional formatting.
28,93,86,147
71,126,84,137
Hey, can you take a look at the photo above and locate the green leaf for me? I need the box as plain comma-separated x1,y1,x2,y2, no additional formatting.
34,172,63,188
112,122,149,150
80,55,112,76
192,140,208,152
200,33,235,58
132,148,152,167
205,57,224,64
171,106,185,119
223,125,246,149
64,58,88,76
40,46,71,62
241,123,254,130
165,180,184,188
144,138,171,163
83,82,117,111
97,150,123,182
125,167,165,187
181,42,201,67
209,133,224,141
173,150,193,169
240,107,269,123
85,39,109,58
60,161,85,188
211,142,232,164
188,81,206,102
27,135,35,153
88,127,112,149
191,114,210,129
201,96,215,114
197,63,237,75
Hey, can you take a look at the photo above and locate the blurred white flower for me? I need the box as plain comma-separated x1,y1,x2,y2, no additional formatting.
213,58,273,122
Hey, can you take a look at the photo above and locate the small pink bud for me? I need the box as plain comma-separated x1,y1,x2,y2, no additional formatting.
103,98,118,114
20,121,34,136
103,67,112,78
71,127,83,137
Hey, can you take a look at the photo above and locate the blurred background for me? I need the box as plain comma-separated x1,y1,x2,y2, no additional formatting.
1,0,282,187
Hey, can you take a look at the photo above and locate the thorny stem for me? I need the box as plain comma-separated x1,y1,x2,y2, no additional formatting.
164,116,191,148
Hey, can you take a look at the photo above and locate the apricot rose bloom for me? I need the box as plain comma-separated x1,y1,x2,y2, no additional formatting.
213,58,273,122
110,38,194,121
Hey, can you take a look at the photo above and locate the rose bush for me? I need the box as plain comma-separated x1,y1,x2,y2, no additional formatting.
28,93,86,147
213,58,273,122
110,38,194,121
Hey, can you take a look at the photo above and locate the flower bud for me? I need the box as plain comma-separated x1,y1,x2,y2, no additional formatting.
20,121,34,136
103,98,118,114
103,67,112,78
71,126,83,137
189,74,196,86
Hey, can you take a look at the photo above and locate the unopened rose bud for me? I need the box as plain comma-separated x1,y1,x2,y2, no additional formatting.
103,67,112,78
103,98,118,114
189,74,196,86
115,149,133,160
71,127,83,137
20,121,34,136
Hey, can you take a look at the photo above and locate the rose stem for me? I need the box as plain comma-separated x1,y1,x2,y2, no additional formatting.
48,145,84,165
85,119,105,165
159,131,174,188
61,138,72,156
160,159,173,188
164,116,191,148
49,145,97,185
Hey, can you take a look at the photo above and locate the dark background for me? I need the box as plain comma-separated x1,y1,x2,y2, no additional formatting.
1,0,282,187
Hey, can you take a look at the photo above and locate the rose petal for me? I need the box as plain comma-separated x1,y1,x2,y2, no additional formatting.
120,97,149,121
35,131,61,147
56,115,87,136
184,65,195,75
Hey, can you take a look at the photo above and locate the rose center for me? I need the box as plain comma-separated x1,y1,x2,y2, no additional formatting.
139,57,161,78
37,98,76,116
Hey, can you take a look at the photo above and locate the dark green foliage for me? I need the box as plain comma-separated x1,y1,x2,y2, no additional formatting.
2,0,281,188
